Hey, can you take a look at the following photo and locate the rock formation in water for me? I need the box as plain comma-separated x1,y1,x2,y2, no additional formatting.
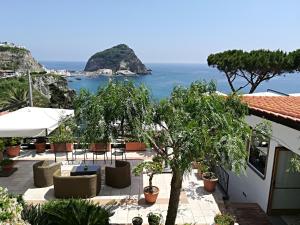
84,44,150,74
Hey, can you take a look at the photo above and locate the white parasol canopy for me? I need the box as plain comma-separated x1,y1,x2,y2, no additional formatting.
0,107,74,137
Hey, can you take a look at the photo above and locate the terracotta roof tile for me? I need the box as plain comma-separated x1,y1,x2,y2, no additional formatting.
242,96,300,123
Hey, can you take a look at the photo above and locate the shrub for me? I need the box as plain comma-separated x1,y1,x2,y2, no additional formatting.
22,199,114,225
0,186,27,225
147,212,162,225
214,213,235,225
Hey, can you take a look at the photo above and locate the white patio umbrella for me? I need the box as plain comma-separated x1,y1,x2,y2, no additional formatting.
0,107,74,137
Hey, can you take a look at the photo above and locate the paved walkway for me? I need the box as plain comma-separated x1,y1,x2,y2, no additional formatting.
0,158,225,225
226,203,272,225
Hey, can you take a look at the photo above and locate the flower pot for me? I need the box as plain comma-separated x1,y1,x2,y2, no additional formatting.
2,163,14,171
35,143,46,153
144,186,159,204
52,143,73,152
6,145,20,158
132,216,143,225
202,172,218,192
0,152,3,161
126,142,146,151
90,143,111,151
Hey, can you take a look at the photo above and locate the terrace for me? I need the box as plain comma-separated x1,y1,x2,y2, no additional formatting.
1,149,225,225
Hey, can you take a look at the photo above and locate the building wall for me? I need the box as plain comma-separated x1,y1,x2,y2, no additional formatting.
227,115,300,212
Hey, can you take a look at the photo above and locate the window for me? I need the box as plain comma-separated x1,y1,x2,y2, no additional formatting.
247,129,270,179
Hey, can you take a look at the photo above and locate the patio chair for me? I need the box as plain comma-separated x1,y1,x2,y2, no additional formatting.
89,143,110,164
53,169,101,198
105,160,131,188
33,160,61,188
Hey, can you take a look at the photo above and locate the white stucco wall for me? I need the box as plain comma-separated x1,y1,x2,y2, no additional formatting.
227,115,300,212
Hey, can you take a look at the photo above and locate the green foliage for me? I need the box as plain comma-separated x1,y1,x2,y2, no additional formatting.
86,44,137,72
131,81,251,225
214,213,235,225
140,81,250,174
251,120,272,148
289,155,300,173
0,76,50,109
4,137,21,146
74,81,151,145
0,186,26,224
50,118,75,143
207,49,300,93
147,212,162,225
22,199,114,225
0,45,28,54
0,138,5,152
0,159,13,166
133,160,163,190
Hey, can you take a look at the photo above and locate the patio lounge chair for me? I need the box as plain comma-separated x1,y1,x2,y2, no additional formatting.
33,161,61,188
105,160,131,188
53,169,101,198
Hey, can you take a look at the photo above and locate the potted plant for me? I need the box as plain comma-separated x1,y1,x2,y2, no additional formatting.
0,138,5,161
5,138,21,158
202,171,218,192
35,137,47,153
125,136,146,151
147,212,162,225
50,121,74,152
0,159,14,171
133,158,163,204
132,216,143,225
214,213,235,225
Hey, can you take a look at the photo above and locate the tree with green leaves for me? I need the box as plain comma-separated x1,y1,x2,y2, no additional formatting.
73,81,151,147
134,81,251,225
207,49,300,93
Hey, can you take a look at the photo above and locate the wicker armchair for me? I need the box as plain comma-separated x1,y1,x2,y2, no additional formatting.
105,160,131,188
33,161,61,188
53,169,101,198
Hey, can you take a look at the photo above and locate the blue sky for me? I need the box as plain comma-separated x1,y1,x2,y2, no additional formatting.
1,0,299,63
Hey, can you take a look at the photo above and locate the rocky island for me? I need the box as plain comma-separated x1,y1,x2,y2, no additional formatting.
84,44,150,75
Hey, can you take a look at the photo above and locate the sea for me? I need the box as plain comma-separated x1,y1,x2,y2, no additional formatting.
41,61,300,99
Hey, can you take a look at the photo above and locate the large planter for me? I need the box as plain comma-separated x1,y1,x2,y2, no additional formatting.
6,145,21,158
126,142,146,151
144,186,159,204
35,143,46,153
52,143,73,152
202,172,218,192
2,162,14,171
90,143,111,151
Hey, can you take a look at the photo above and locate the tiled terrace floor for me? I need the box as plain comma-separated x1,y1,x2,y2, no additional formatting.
0,150,226,225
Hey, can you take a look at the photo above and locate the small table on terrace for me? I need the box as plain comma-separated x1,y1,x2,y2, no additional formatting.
70,165,101,176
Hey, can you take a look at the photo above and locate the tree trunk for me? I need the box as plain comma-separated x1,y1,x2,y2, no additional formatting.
165,169,183,225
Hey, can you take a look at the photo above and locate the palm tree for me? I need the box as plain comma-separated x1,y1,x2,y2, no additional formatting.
0,86,29,109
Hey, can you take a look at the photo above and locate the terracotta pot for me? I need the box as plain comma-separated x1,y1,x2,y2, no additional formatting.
90,143,111,151
202,172,218,192
144,186,159,204
0,152,3,161
2,163,14,171
35,143,46,153
52,143,73,152
126,142,146,151
6,146,20,158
